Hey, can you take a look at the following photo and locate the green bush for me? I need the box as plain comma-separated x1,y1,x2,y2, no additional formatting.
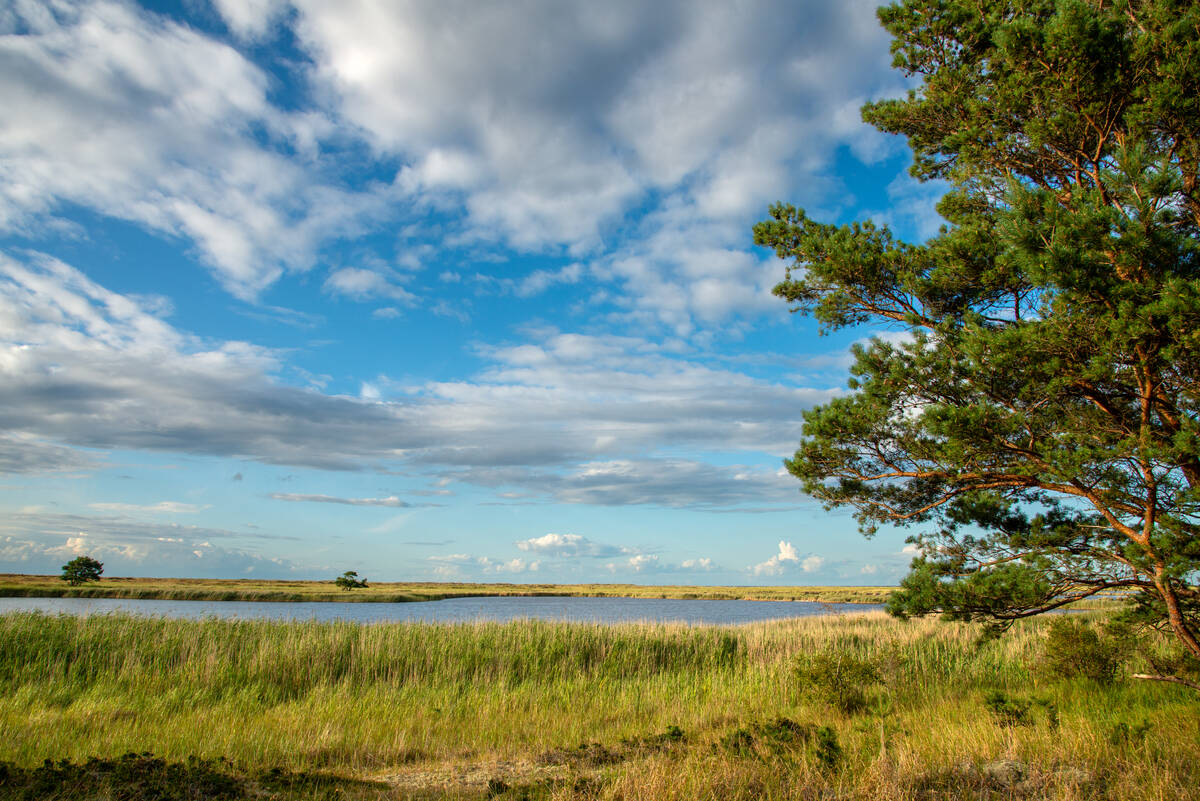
983,690,1032,727
814,727,842,771
1042,618,1124,684
0,753,243,801
719,727,755,755
794,651,882,714
1109,720,1152,746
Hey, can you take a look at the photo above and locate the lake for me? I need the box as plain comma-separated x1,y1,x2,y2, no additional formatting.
0,595,882,625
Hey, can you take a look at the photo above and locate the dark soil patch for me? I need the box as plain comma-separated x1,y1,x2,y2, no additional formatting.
0,753,387,801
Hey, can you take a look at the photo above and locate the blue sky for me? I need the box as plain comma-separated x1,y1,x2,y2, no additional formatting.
0,0,943,584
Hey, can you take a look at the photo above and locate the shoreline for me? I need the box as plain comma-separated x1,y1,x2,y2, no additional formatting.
0,574,893,605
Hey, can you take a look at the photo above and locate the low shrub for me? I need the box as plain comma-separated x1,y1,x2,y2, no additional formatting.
984,690,1032,727
1042,618,1124,684
794,651,882,714
1108,720,1152,746
814,726,842,771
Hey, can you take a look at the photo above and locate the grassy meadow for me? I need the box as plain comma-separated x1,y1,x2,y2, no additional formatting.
0,574,893,604
1,609,1196,800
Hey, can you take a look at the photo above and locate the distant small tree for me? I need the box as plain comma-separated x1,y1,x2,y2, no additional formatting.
334,570,367,590
60,556,103,586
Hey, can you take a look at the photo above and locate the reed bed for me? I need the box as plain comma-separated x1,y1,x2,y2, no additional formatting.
0,574,893,604
0,611,1195,800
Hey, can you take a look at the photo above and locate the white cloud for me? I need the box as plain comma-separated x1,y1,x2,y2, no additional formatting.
0,0,395,299
516,264,584,297
283,0,906,328
0,433,97,473
752,540,800,575
478,556,540,574
212,0,288,40
452,459,802,509
0,253,829,507
431,553,473,562
89,501,207,514
752,543,824,575
2,0,921,329
627,554,659,572
0,514,303,578
473,264,586,299
602,553,704,575
323,268,417,304
515,533,623,558
864,171,951,244
428,552,541,577
269,493,411,508
428,553,474,576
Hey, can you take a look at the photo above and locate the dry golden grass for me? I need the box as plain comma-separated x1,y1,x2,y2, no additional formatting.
0,573,893,604
1,609,1196,799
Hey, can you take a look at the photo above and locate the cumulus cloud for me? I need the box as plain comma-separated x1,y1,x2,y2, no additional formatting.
599,554,722,575
0,1,396,299
10,0,907,326
479,556,540,574
474,264,586,299
290,0,902,330
0,252,416,471
429,553,474,564
516,533,624,558
3,0,919,329
212,0,288,40
427,552,540,577
0,254,829,508
626,554,659,572
751,540,822,576
753,540,799,575
323,268,417,304
603,554,662,574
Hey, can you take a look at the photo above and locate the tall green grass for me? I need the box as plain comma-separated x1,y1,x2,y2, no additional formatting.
1,611,1196,800
0,614,743,697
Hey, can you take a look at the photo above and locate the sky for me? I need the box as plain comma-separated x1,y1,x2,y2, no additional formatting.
0,0,945,584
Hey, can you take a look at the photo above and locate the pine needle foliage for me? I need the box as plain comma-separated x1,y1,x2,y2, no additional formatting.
756,0,1200,671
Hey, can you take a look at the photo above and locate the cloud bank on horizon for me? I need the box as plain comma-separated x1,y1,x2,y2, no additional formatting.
0,0,937,583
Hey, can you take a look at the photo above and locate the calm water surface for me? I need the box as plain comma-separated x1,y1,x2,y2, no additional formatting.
0,596,882,625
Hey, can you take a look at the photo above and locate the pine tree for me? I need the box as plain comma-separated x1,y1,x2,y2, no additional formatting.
755,0,1200,685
